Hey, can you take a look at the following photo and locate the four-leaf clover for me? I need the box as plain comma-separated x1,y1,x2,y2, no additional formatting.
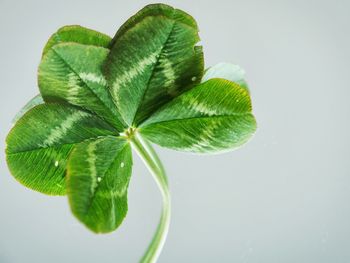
6,4,256,262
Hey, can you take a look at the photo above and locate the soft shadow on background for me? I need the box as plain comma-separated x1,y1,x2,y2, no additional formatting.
0,0,349,262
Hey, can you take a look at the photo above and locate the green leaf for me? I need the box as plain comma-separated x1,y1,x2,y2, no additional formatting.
38,43,125,131
42,25,111,56
67,136,132,233
12,94,44,123
202,63,249,91
103,3,204,126
6,6,257,259
6,104,118,195
139,78,257,153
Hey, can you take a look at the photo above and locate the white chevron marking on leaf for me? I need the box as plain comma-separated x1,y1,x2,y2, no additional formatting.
99,184,128,198
190,120,221,151
87,140,99,194
112,184,128,198
66,72,81,102
66,72,108,103
80,72,107,86
40,111,89,147
185,97,217,116
110,194,116,227
111,50,159,105
160,57,175,88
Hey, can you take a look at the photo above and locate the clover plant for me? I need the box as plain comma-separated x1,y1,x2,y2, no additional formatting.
6,3,256,262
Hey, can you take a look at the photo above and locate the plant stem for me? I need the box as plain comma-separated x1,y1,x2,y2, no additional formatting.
130,132,171,263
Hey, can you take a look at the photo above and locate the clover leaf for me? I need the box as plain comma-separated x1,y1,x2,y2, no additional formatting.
6,3,256,263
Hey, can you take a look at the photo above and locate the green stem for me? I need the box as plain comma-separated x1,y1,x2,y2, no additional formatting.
130,132,171,263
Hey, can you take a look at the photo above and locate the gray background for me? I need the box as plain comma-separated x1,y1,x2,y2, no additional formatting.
0,0,349,262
